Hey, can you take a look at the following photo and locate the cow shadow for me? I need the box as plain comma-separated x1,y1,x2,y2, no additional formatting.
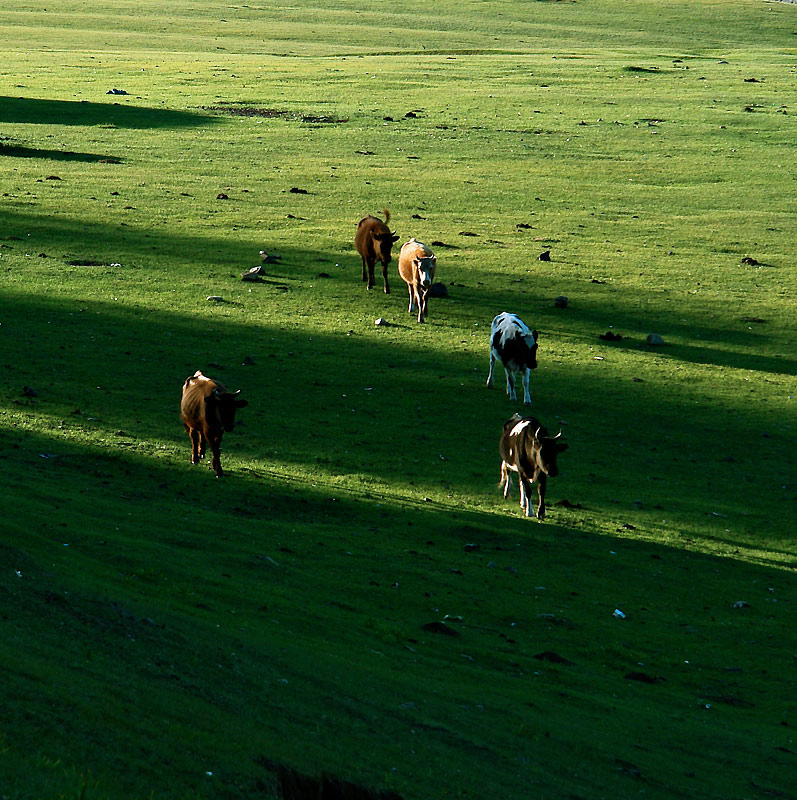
0,96,219,129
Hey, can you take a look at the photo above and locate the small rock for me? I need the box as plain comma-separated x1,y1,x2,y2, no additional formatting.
216,193,229,200
241,266,265,282
599,331,623,341
554,499,582,509
259,251,281,263
374,318,390,327
533,650,573,665
207,296,224,302
317,272,330,278
625,671,664,684
463,543,481,552
732,601,750,609
106,88,129,95
646,333,665,345
538,250,551,261
242,355,256,366
22,385,38,398
289,187,308,194
422,621,459,637
740,256,759,266
429,282,448,298
554,295,568,308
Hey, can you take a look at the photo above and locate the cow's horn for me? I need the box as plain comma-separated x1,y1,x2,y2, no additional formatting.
233,389,241,396
534,426,543,439
552,430,562,440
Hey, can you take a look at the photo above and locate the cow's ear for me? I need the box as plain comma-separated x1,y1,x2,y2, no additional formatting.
533,329,540,340
235,398,248,409
557,442,569,453
391,234,400,242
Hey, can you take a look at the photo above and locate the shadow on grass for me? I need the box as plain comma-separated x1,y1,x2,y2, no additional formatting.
0,96,219,129
2,280,793,564
0,140,122,163
3,425,795,800
466,280,797,377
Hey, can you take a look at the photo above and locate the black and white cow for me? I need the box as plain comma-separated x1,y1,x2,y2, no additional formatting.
486,312,539,405
499,413,567,520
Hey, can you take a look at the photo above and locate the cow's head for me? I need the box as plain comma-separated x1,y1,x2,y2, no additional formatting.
209,388,248,432
374,230,400,264
533,427,567,477
415,255,437,288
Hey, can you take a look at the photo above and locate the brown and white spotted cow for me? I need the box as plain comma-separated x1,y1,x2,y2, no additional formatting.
180,370,248,478
498,413,568,520
398,238,437,323
355,209,400,293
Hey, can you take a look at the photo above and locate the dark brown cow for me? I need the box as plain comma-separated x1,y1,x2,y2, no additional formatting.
355,209,399,293
180,370,247,478
498,413,567,520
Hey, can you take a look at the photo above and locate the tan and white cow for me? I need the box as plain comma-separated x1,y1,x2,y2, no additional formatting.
397,238,437,323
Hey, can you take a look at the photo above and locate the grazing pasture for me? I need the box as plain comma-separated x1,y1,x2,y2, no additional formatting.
1,1,795,798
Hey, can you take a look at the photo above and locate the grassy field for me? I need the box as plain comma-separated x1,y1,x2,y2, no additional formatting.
1,1,795,798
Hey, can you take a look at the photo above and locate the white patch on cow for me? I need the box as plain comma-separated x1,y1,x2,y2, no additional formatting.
492,312,535,350
510,420,532,437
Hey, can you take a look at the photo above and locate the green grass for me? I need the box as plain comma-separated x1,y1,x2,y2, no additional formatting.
1,1,795,798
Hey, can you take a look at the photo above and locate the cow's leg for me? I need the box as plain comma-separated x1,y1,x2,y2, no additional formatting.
415,285,424,323
209,436,224,478
420,287,429,320
189,428,202,464
505,369,517,400
521,368,532,406
500,462,512,498
519,475,533,516
361,256,368,284
486,350,496,388
407,283,415,314
381,261,390,294
536,474,547,520
366,259,375,290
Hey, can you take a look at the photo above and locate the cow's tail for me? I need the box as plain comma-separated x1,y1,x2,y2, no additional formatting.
383,208,391,225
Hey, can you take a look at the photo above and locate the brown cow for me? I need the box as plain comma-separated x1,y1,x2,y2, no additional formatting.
398,238,437,323
180,370,247,478
355,209,399,293
498,413,567,520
